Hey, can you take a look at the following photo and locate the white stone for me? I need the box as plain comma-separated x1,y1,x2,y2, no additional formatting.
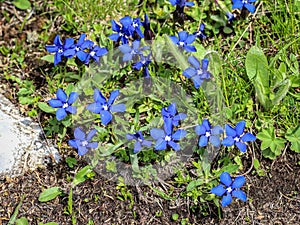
0,93,60,176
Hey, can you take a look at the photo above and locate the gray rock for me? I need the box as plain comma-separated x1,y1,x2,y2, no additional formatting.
0,93,60,177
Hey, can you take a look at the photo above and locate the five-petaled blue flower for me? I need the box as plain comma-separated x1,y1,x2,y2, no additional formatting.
150,119,187,151
211,172,247,207
193,23,206,40
169,31,197,52
222,120,256,152
45,35,74,66
86,89,126,125
68,128,98,156
183,56,211,89
64,34,94,62
161,102,187,127
48,88,78,121
132,53,152,78
118,40,148,62
128,17,144,39
232,0,256,13
84,44,108,65
169,0,194,8
126,131,152,153
195,119,223,147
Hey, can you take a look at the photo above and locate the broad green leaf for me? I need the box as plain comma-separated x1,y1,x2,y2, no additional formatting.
186,179,204,192
12,0,31,10
41,55,54,63
38,187,62,202
72,165,93,187
271,79,291,106
285,126,300,153
16,217,29,225
38,102,56,113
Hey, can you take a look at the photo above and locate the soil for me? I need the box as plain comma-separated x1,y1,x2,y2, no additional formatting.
0,1,300,225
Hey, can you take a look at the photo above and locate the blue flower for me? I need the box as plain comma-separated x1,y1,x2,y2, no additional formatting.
109,16,132,44
193,23,206,40
48,88,78,121
161,102,187,127
84,45,108,65
86,89,126,125
118,40,146,62
183,56,211,89
129,17,144,39
142,14,154,40
126,131,152,153
222,120,256,152
150,119,187,151
232,0,256,13
169,31,196,52
211,172,247,207
132,53,152,78
68,128,98,156
195,119,223,147
64,34,94,62
45,35,75,66
169,0,194,8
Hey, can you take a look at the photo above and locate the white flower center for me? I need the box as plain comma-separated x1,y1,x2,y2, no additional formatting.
58,48,63,53
81,140,88,147
62,103,69,109
197,69,203,75
90,51,95,57
137,138,143,142
178,41,185,46
205,131,211,137
165,135,171,142
75,46,80,52
132,22,138,27
102,104,109,111
234,137,240,142
226,186,233,193
242,0,248,3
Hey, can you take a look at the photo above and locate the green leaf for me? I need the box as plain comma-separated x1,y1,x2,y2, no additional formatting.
285,126,300,153
38,102,56,113
41,55,54,63
72,165,93,187
8,195,25,225
66,157,78,168
16,217,29,225
38,187,62,202
186,179,204,192
271,79,291,106
12,0,31,10
38,223,59,225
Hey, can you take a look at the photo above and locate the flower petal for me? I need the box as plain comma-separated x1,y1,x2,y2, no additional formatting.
232,190,247,202
56,108,67,121
134,141,142,153
168,140,180,151
211,184,226,196
150,128,165,140
142,140,152,147
241,133,256,142
74,127,86,140
201,58,209,71
65,106,77,114
126,134,135,140
68,139,78,149
163,118,173,135
244,3,256,13
185,34,196,44
155,138,167,150
172,129,187,140
100,110,113,125
110,104,126,112
86,129,97,141
76,51,88,61
48,99,63,108
221,194,232,207
56,89,67,102
54,35,62,46
107,90,120,105
178,31,188,41
64,38,74,49
183,67,197,78
68,92,79,105
188,56,200,69
236,120,246,136
173,113,187,121
78,146,88,156
169,36,179,44
232,176,246,189
111,20,120,32
225,124,237,137
45,45,58,53
220,172,232,187
209,135,221,147
195,125,206,135
211,125,223,135
93,89,107,104
191,75,204,89
199,135,208,147
87,141,98,149
184,45,197,52
236,141,247,153
86,102,102,114
222,136,234,146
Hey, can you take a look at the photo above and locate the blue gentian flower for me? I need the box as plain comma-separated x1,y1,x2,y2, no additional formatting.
45,35,75,66
211,172,247,207
169,31,196,52
169,0,195,7
195,119,223,147
84,45,108,65
222,120,256,152
161,102,187,127
132,53,152,78
232,0,256,13
64,34,94,62
118,40,145,62
48,88,78,121
193,23,206,40
86,89,126,125
150,119,187,151
226,12,235,22
129,17,144,39
183,56,211,89
126,131,152,153
68,128,98,156
109,16,132,44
